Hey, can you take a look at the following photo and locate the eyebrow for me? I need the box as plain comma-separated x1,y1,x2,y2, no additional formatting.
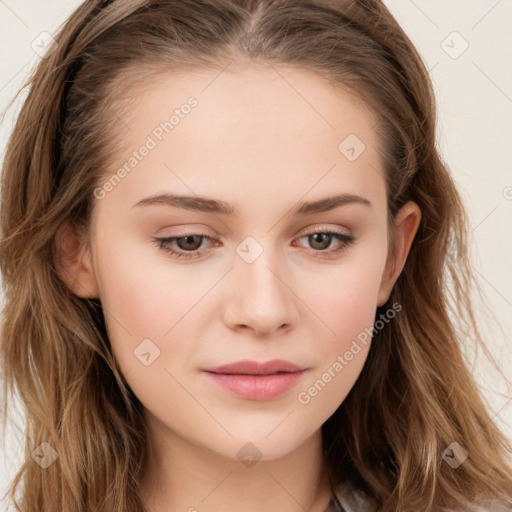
132,192,371,215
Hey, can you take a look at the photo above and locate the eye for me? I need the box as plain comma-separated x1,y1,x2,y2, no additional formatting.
152,227,355,260
293,227,355,258
153,232,213,260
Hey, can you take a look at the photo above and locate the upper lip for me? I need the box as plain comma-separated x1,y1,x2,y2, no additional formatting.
203,359,306,375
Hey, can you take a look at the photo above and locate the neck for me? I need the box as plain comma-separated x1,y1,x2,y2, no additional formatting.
139,413,334,512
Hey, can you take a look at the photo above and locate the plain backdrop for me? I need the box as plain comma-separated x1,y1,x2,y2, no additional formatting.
0,0,511,508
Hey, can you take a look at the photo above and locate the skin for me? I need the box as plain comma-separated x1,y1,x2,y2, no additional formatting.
56,63,421,512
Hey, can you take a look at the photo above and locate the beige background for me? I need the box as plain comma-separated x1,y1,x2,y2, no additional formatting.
1,0,511,508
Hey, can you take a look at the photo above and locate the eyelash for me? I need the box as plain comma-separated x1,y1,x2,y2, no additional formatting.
152,227,355,260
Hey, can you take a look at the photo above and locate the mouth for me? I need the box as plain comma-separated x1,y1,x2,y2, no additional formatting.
202,359,307,400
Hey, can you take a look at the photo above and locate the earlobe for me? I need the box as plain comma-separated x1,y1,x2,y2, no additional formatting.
54,222,100,299
377,201,421,307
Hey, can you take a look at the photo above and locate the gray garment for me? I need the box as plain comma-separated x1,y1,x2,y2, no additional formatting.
324,480,511,512
324,481,373,512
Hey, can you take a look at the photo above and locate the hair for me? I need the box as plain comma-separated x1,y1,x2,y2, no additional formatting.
1,0,511,511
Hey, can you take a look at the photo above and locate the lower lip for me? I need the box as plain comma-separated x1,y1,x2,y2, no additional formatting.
203,370,306,400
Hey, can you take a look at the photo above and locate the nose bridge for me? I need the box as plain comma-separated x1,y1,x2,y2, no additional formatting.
225,235,299,334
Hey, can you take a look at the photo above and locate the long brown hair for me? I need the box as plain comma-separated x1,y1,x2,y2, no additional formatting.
1,1,511,511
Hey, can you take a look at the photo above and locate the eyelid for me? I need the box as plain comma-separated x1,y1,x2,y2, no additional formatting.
157,224,351,240
296,224,351,237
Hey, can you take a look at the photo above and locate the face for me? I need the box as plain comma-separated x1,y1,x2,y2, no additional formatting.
60,63,419,463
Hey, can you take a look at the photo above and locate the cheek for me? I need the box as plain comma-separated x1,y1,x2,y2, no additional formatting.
93,232,224,375
300,253,386,346
294,266,382,411
92,233,174,368
294,252,385,399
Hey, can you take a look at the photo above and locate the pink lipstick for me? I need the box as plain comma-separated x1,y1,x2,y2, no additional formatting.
202,359,307,400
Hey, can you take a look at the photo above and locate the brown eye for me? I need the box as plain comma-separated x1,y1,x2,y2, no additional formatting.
175,235,204,251
295,228,355,256
153,232,213,259
308,233,334,251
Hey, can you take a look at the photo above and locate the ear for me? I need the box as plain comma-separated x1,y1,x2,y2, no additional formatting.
377,201,421,306
54,222,100,299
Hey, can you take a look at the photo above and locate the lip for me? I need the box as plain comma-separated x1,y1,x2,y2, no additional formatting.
203,359,306,375
202,359,307,400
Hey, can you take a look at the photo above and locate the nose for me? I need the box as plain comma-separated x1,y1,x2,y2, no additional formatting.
222,247,300,338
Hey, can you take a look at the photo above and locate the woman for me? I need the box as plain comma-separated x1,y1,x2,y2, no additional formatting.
1,1,511,511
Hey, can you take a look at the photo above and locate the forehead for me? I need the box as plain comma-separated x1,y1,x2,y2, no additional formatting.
120,62,379,143
99,63,386,216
